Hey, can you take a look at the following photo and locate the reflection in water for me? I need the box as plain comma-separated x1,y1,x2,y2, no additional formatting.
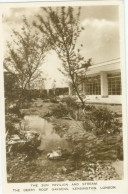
22,115,70,151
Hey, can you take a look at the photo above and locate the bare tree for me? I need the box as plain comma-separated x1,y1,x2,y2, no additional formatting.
33,7,92,108
4,17,48,103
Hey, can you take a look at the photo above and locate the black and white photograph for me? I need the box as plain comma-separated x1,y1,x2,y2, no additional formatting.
0,0,128,193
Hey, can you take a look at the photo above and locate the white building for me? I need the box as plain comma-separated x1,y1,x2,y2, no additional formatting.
80,58,121,104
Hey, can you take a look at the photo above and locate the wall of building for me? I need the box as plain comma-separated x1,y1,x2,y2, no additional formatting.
80,59,122,104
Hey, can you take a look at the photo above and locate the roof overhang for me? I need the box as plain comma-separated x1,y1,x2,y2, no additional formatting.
87,58,120,76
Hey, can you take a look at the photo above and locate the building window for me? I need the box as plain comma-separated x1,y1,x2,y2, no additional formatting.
85,75,101,95
108,73,121,95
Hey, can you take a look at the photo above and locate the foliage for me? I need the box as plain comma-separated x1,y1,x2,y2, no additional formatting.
50,98,59,103
72,131,123,162
51,103,70,118
5,114,20,135
83,106,121,135
4,17,48,103
55,87,69,96
4,72,19,101
61,96,79,109
8,105,21,116
53,124,66,138
34,7,92,108
51,99,79,119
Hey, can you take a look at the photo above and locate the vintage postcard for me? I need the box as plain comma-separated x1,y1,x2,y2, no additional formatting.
0,0,128,193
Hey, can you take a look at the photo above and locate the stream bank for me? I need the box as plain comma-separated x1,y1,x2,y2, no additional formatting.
6,99,123,182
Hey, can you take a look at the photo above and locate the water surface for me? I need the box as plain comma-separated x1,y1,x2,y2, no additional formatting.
22,115,70,151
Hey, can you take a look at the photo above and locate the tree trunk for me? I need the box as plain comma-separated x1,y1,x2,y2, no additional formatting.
71,75,85,109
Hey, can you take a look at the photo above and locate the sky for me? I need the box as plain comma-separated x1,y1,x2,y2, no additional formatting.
2,5,120,89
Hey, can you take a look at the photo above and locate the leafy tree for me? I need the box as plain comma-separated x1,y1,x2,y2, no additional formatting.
33,7,92,108
4,17,48,103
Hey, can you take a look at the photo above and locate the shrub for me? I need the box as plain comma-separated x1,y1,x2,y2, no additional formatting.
83,106,121,135
61,96,79,109
8,104,21,116
5,114,20,135
72,132,123,162
50,98,59,103
51,104,70,118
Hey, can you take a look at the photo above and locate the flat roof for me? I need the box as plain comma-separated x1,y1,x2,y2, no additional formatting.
87,58,120,75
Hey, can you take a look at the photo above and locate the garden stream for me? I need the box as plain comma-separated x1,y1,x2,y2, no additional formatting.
17,115,79,181
7,114,123,182
22,115,71,152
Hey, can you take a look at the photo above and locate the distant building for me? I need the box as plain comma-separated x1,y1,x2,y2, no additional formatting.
79,58,122,104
